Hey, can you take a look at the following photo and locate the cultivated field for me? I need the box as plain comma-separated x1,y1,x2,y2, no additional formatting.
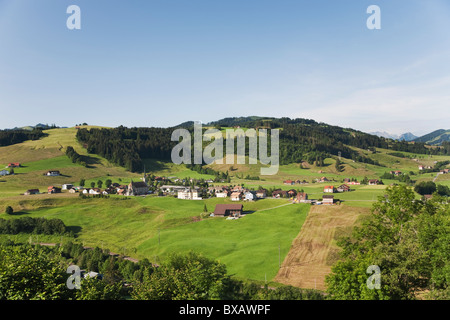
274,204,371,291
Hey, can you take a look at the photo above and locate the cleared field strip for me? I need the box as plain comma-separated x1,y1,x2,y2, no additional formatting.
274,204,370,291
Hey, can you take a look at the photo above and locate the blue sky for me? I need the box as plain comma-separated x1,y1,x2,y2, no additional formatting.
0,0,449,135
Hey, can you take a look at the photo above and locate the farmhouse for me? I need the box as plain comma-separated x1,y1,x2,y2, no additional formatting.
368,179,380,185
323,186,335,193
283,180,295,185
24,189,40,195
48,186,62,194
7,163,20,168
322,195,334,205
45,170,61,176
337,184,350,192
69,188,78,193
390,171,402,176
213,204,243,218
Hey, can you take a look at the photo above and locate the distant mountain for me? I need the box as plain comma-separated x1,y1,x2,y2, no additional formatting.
369,131,417,142
370,131,399,140
398,132,418,142
413,129,450,145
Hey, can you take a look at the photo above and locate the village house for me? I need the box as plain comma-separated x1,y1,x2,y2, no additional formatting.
244,191,256,201
215,191,229,198
272,190,287,198
256,190,267,199
24,189,40,195
213,204,243,218
117,187,127,196
230,192,243,201
89,188,101,195
69,188,78,194
322,195,334,205
287,189,297,197
296,192,308,203
62,184,74,190
48,186,62,194
324,186,335,193
283,180,295,185
368,179,380,185
232,185,246,193
390,171,402,176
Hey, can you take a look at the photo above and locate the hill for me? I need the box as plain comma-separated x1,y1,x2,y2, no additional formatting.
414,129,450,145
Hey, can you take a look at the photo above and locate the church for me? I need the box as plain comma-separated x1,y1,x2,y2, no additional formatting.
126,173,149,196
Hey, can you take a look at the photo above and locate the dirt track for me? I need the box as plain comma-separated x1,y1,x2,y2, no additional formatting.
274,204,370,291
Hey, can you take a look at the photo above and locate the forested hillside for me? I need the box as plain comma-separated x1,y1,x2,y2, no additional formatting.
76,117,450,172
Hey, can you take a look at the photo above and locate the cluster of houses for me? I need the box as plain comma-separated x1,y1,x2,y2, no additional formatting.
24,179,151,197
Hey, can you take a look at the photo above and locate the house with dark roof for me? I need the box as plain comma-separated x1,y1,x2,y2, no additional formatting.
213,204,243,217
48,186,62,194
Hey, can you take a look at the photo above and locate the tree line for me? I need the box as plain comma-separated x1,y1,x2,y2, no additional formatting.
76,117,448,173
0,129,47,147
0,217,67,235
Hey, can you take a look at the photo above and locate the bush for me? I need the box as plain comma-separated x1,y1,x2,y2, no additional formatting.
5,206,13,215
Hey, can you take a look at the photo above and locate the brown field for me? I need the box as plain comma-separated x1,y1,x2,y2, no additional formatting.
274,204,371,291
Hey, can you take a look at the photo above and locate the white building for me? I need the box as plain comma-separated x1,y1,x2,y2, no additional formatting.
177,189,202,200
62,184,74,190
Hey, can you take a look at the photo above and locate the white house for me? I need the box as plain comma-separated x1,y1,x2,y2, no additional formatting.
244,191,256,201
62,184,74,190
